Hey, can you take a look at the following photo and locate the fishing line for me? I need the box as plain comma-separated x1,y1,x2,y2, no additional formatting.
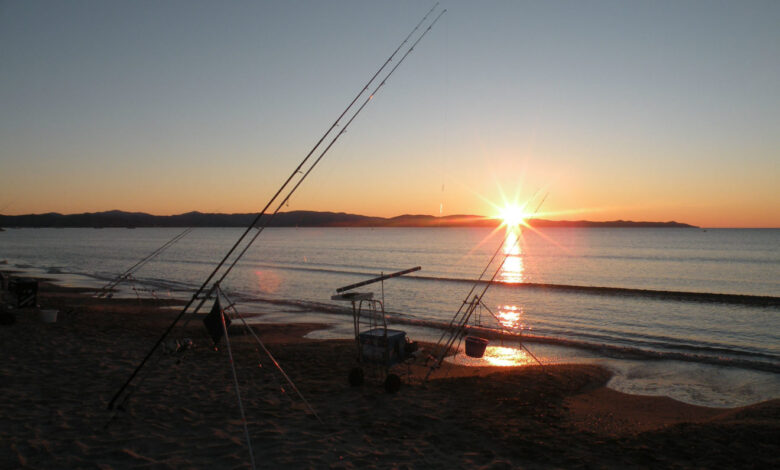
95,227,194,298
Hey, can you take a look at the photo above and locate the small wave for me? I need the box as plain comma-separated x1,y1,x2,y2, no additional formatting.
232,262,780,307
414,276,780,307
23,268,780,374
556,252,780,265
240,261,386,279
513,322,778,361
140,277,198,291
227,293,780,374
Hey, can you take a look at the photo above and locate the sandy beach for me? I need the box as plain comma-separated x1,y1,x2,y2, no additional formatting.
1,275,778,469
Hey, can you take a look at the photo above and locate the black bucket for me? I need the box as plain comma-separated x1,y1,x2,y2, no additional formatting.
465,336,489,358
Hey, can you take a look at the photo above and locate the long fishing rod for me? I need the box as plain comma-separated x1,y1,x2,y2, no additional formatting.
426,194,547,378
177,6,448,329
446,196,549,368
108,5,445,410
424,226,517,376
452,194,548,334
95,227,195,298
187,3,441,309
426,190,545,353
207,8,449,293
178,4,440,314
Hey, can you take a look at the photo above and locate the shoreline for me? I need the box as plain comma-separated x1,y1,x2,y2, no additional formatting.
5,268,780,404
1,275,778,467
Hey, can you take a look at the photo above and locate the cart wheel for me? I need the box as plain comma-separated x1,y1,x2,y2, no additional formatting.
384,373,401,393
348,367,364,387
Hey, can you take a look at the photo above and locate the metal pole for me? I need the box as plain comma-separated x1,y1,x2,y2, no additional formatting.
218,293,257,470
221,288,323,424
336,266,421,293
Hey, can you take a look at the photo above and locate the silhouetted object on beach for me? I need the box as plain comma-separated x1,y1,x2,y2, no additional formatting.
465,335,489,358
8,278,37,308
332,267,421,393
203,297,230,346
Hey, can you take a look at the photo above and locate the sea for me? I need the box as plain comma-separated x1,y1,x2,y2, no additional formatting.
1,226,778,408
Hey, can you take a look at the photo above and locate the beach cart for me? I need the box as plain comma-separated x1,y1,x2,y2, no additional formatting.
331,267,420,393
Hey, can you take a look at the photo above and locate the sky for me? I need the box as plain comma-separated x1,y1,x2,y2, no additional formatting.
1,0,778,228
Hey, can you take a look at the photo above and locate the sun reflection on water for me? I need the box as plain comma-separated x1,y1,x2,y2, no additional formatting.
498,226,524,284
449,222,539,368
493,225,528,334
254,269,282,293
448,345,537,367
483,346,536,367
495,304,524,330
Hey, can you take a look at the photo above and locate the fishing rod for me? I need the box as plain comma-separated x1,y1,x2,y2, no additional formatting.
95,227,195,298
188,2,439,298
108,5,446,410
177,5,448,329
424,225,518,377
204,7,449,295
426,191,546,353
426,194,547,378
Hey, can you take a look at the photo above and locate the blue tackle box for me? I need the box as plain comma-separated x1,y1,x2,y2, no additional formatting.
358,328,408,367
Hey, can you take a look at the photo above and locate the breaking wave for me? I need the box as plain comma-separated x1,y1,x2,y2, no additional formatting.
223,293,780,374
12,264,780,374
235,262,780,307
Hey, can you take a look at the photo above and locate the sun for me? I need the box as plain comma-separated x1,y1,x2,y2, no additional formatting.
498,204,529,227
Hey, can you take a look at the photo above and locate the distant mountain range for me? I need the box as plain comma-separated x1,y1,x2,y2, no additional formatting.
0,210,697,228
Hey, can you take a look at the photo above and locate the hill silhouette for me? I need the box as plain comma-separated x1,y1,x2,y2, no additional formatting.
0,210,696,228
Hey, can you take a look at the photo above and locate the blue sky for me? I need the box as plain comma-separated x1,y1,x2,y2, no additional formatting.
1,0,778,227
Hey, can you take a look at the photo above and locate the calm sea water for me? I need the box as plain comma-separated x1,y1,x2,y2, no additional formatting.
1,227,778,406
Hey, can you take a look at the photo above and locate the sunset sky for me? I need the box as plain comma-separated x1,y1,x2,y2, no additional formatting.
1,1,778,228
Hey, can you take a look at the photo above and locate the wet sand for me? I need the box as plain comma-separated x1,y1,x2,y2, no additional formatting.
1,276,778,468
